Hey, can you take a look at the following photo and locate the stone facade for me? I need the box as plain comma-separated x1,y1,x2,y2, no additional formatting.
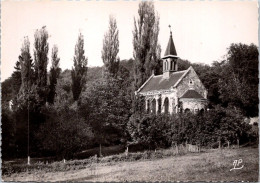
179,99,207,113
136,30,208,114
138,66,208,114
176,67,207,99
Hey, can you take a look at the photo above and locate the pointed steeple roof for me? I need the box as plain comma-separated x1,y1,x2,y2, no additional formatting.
163,27,178,59
164,32,177,56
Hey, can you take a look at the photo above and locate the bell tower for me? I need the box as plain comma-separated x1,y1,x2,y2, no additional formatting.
162,25,179,79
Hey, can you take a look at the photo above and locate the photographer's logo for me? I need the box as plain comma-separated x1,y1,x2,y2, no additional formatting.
230,159,244,171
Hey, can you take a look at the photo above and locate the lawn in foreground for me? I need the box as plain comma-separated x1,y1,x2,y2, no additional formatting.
3,147,258,182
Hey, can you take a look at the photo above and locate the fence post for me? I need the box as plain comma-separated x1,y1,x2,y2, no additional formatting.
227,141,230,149
125,146,129,156
218,141,221,149
175,142,178,154
237,139,239,148
28,156,30,165
99,144,102,157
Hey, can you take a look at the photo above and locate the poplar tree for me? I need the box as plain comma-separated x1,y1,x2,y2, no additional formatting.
11,60,22,99
101,15,120,77
14,37,35,156
133,1,161,90
71,32,88,101
47,45,61,104
18,37,34,102
34,26,49,106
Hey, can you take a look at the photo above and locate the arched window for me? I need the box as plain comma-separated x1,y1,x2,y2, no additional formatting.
178,101,183,113
152,99,156,114
165,61,168,71
171,61,174,70
185,108,191,113
157,97,162,114
172,98,175,113
164,97,169,114
200,108,205,114
147,100,150,113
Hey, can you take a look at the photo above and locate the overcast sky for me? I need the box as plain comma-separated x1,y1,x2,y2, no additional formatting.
1,1,258,81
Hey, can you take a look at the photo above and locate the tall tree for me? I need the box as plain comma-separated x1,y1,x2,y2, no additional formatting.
13,37,35,157
218,43,258,117
133,1,161,90
34,26,49,106
11,60,22,99
47,45,61,104
71,32,88,101
1,60,22,108
18,37,34,102
101,15,120,77
80,76,132,146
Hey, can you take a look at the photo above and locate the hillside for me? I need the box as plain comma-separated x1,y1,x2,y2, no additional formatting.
3,147,258,182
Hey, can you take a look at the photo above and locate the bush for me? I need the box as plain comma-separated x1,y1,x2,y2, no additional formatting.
36,105,94,159
127,113,173,149
127,106,254,149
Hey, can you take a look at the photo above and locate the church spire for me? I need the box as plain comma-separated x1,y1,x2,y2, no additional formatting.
163,25,177,58
162,25,179,79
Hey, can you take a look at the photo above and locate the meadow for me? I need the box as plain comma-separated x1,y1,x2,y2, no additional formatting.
2,146,258,182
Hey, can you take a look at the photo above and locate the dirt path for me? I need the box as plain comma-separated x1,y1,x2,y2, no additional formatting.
3,148,258,182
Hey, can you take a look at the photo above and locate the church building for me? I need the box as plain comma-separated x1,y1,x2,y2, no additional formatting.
136,30,208,114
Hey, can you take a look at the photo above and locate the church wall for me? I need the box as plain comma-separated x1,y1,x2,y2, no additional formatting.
143,90,177,114
176,68,207,98
140,68,208,114
161,91,177,114
180,99,207,113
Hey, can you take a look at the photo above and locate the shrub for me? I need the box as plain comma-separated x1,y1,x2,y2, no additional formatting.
36,105,94,159
127,106,254,148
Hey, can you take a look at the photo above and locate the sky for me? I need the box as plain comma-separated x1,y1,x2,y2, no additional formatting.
1,1,258,81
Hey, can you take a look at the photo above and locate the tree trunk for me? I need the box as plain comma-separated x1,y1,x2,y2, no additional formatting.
99,144,102,157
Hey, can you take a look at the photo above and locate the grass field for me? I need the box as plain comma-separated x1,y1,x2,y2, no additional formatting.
2,147,258,182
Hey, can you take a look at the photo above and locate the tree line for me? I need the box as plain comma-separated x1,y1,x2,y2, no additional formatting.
2,1,258,160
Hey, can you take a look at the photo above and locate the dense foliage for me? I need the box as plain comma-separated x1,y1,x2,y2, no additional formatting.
36,105,94,159
128,107,256,149
133,1,161,90
1,1,258,160
102,15,120,78
47,45,61,104
71,32,88,101
218,43,258,117
79,76,132,147
34,27,49,106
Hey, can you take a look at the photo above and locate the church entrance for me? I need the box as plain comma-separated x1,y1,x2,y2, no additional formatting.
151,98,156,114
164,97,169,114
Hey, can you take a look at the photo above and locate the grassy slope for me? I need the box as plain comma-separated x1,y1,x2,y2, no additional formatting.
3,147,258,182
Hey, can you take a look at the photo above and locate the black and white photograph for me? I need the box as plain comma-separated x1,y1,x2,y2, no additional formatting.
1,0,259,182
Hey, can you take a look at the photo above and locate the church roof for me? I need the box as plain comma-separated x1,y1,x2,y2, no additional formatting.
163,32,177,58
180,89,204,99
138,70,187,93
